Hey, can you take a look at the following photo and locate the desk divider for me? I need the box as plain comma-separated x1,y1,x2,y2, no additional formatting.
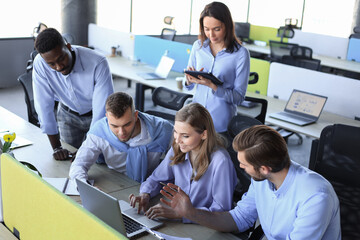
134,35,192,73
249,25,282,44
0,153,127,240
248,58,270,95
347,38,360,62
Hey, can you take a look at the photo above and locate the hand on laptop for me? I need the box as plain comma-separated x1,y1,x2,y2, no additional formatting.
129,193,150,214
144,203,182,220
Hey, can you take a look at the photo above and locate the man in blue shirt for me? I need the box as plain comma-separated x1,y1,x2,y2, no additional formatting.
33,28,114,160
160,125,341,240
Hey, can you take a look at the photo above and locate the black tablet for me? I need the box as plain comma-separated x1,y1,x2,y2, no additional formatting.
184,70,223,85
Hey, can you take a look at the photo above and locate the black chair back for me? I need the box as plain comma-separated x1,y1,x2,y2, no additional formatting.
269,40,298,62
17,71,40,127
160,28,176,41
145,87,192,123
309,124,360,240
290,46,313,59
282,56,321,71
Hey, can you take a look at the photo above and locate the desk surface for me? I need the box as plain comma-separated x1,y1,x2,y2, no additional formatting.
243,92,360,139
0,106,242,240
244,43,360,74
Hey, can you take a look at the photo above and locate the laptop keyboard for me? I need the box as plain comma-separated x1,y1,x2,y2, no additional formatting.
277,111,312,121
123,214,143,234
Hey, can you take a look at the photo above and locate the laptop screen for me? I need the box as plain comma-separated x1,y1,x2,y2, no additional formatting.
154,55,175,78
285,89,328,118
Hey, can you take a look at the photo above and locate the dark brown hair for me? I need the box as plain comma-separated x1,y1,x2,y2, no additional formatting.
35,28,66,54
199,1,240,53
233,125,290,172
105,92,135,118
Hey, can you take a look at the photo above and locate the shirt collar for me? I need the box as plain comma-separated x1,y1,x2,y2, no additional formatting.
271,161,296,197
70,46,85,74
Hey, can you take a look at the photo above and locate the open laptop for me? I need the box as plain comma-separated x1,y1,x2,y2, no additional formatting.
137,55,175,80
269,89,327,126
76,179,163,238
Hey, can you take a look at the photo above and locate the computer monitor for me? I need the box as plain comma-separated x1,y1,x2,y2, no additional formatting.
234,22,251,43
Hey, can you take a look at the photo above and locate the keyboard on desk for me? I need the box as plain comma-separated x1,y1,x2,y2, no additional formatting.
123,214,144,234
269,111,316,126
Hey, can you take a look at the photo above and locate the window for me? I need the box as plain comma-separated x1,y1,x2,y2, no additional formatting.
96,0,131,32
302,0,356,38
0,0,61,38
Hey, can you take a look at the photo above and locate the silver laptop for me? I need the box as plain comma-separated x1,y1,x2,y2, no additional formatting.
137,55,175,80
269,89,327,126
76,178,163,238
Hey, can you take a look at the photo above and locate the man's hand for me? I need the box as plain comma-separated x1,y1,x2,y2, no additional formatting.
160,183,195,219
53,147,72,161
129,193,150,214
145,203,182,220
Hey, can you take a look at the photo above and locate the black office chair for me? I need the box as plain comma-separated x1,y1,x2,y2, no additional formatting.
18,71,40,127
277,25,295,43
309,124,360,240
290,46,313,59
226,115,265,240
349,26,360,39
269,40,299,62
282,56,321,71
160,28,177,41
145,87,193,123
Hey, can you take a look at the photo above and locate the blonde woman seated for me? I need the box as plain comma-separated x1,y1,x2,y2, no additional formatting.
129,103,237,223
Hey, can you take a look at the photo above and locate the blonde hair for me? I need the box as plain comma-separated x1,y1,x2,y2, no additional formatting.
171,103,225,181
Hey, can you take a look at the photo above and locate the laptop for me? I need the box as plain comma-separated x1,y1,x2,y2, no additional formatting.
76,179,163,238
137,55,175,80
269,89,328,126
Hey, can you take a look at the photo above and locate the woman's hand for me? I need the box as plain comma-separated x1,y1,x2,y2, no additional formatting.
185,67,218,91
145,203,182,220
129,193,150,214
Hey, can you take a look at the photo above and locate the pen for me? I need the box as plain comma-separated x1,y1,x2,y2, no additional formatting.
62,178,69,193
144,227,165,240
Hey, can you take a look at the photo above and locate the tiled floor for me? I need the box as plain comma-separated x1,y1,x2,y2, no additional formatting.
0,76,313,167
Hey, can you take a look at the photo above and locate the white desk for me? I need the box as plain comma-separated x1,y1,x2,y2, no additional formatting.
107,56,194,111
243,92,360,139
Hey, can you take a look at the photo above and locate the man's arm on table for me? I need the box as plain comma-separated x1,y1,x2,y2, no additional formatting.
160,183,238,232
48,134,72,160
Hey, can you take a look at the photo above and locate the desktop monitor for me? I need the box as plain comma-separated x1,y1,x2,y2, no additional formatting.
234,22,251,43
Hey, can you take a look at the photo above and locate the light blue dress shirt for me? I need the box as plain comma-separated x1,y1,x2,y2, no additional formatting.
229,161,341,240
32,45,114,135
140,147,237,223
185,39,250,132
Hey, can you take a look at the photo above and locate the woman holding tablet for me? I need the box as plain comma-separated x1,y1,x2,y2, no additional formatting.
129,103,237,222
184,1,250,134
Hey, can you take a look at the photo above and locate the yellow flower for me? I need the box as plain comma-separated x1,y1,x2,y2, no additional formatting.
3,132,16,143
2,132,16,153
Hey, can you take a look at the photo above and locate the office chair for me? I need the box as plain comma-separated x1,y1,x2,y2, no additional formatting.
290,46,313,59
145,87,193,123
62,33,75,44
269,40,299,62
277,25,295,43
226,115,265,240
349,26,360,39
309,124,360,240
282,56,321,71
239,72,268,124
160,28,177,41
17,71,40,127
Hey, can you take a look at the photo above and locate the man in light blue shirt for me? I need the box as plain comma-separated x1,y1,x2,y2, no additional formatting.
33,28,114,160
160,125,341,240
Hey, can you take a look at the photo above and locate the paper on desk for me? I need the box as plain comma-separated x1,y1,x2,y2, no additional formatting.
152,230,192,240
43,178,94,196
0,132,33,149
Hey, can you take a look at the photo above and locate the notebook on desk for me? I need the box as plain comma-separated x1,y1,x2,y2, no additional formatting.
137,55,175,80
76,178,163,238
269,89,328,126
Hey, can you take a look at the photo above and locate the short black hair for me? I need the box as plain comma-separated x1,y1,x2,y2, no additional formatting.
35,28,65,54
105,92,135,118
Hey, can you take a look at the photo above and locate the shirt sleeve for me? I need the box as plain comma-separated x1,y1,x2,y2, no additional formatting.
69,134,102,182
91,58,114,126
287,191,340,240
139,148,175,198
213,47,250,105
184,41,198,91
229,181,258,232
32,58,58,135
